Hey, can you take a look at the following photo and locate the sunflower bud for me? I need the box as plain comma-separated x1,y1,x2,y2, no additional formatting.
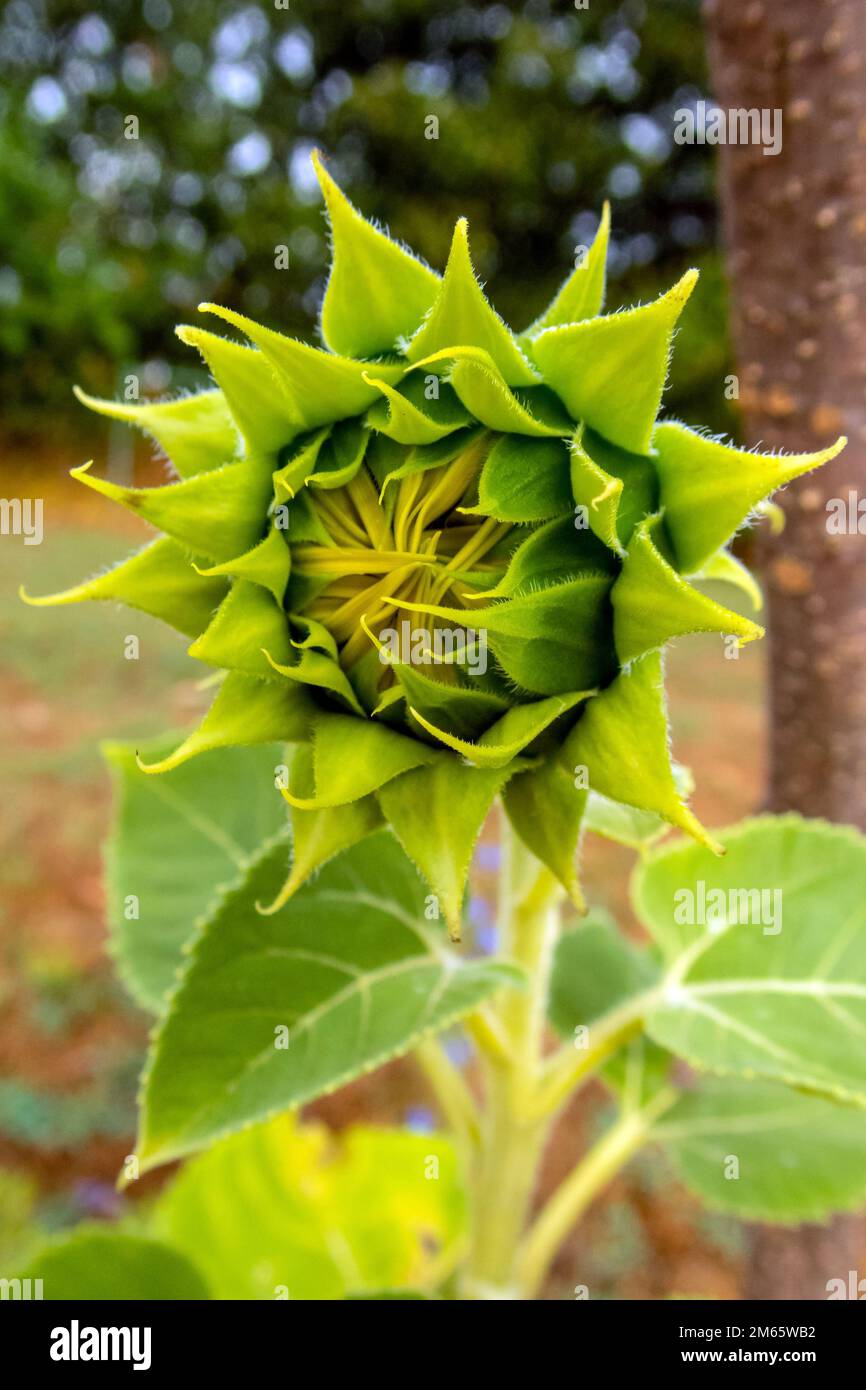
25,152,845,937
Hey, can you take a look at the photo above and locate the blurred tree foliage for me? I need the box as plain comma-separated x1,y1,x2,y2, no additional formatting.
0,0,732,440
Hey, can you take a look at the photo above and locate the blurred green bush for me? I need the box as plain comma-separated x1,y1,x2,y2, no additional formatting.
0,0,732,440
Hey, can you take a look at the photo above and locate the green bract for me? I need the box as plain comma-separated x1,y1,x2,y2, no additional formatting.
25,154,844,937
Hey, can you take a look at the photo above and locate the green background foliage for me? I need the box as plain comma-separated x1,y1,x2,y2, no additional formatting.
0,0,730,437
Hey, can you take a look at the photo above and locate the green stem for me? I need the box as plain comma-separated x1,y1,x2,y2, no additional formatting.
516,1087,678,1298
461,820,561,1298
414,1036,480,1157
530,989,658,1121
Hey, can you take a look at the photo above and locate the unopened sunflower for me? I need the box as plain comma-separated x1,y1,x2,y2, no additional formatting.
25,153,844,937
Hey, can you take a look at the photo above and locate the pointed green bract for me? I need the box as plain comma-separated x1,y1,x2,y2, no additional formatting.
264,638,364,715
379,656,510,738
261,749,383,915
306,418,369,491
571,426,659,552
176,326,298,454
188,580,293,678
363,373,470,445
562,651,719,851
410,347,568,436
377,756,515,940
200,302,405,429
521,202,611,338
400,575,615,696
474,435,573,522
584,761,694,852
531,272,698,453
21,536,225,639
71,457,272,564
410,691,589,769
137,671,311,775
195,525,290,604
695,546,763,611
73,385,238,478
612,517,763,664
406,220,538,386
279,713,434,810
503,760,587,907
314,149,440,359
653,422,846,573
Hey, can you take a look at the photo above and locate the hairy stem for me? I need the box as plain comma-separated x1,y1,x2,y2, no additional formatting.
414,1036,481,1158
517,1087,678,1298
461,820,562,1298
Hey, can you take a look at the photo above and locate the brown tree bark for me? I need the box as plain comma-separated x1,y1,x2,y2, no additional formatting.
703,0,866,1299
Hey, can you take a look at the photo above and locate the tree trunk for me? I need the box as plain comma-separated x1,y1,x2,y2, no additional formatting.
703,0,866,1299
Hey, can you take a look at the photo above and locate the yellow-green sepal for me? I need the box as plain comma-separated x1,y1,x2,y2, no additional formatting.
612,516,764,664
313,149,440,359
70,456,273,564
405,219,538,387
199,303,406,430
174,327,299,456
377,753,517,940
530,271,699,453
136,672,313,775
653,421,846,573
561,650,721,852
73,385,238,478
503,759,588,908
21,535,226,639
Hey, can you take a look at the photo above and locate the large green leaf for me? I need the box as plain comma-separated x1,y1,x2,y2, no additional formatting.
549,919,659,1041
636,817,866,1105
104,738,286,1013
654,1077,866,1223
137,832,520,1171
154,1112,464,1299
21,1230,209,1300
